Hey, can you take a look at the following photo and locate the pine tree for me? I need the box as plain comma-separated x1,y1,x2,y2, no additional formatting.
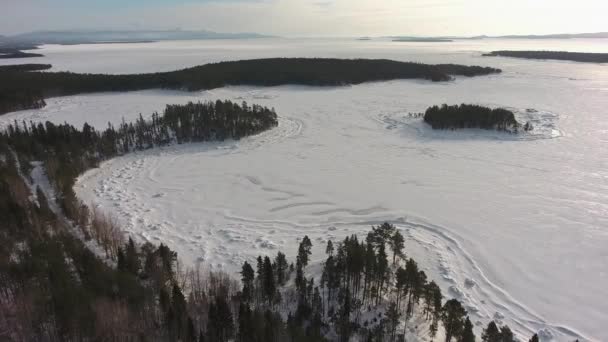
297,236,313,268
481,321,501,342
326,240,334,256
274,251,288,285
386,302,401,341
237,303,253,342
207,295,234,342
389,230,405,264
499,325,515,342
441,299,466,342
528,334,539,342
125,237,140,275
462,316,475,342
241,261,255,303
263,256,276,305
171,283,188,339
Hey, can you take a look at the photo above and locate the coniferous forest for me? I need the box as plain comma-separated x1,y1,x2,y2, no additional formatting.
0,98,547,341
0,58,502,114
483,50,608,63
0,64,52,72
423,104,529,132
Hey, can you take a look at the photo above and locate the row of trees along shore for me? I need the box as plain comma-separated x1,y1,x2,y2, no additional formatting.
0,58,501,114
483,50,608,63
423,104,533,132
1,99,559,341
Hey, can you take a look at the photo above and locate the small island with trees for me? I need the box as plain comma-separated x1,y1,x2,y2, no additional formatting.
424,104,531,132
483,50,608,63
0,58,502,115
392,37,453,43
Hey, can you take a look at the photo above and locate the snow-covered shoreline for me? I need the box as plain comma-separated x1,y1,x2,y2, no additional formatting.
2,38,606,341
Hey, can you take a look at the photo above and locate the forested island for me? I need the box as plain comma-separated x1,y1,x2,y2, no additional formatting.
483,50,608,63
423,104,529,132
392,38,453,42
0,58,501,114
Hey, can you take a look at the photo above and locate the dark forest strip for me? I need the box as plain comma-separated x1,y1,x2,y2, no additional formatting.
0,64,52,72
423,104,530,132
0,58,501,115
483,50,608,63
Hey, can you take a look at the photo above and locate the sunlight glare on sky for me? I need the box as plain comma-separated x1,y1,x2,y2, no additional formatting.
1,0,606,36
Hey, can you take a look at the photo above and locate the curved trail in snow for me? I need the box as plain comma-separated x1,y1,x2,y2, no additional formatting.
3,39,607,341
76,110,589,341
22,78,601,342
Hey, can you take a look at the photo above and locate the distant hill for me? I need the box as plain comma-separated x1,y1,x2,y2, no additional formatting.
384,32,608,41
3,29,272,45
391,37,453,42
484,51,608,63
496,32,608,39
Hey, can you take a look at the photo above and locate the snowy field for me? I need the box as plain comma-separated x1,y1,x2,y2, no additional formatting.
2,38,607,341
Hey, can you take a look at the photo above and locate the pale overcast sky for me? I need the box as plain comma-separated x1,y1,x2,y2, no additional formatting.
1,0,607,37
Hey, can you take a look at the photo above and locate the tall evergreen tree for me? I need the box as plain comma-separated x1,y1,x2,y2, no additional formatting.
274,251,288,285
441,299,467,342
462,316,476,342
499,326,515,342
125,237,140,275
389,230,405,264
263,256,276,305
241,261,255,303
326,240,334,256
481,321,501,342
297,236,313,268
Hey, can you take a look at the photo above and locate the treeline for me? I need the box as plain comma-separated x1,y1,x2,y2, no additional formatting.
240,222,535,342
0,64,52,72
423,104,530,132
483,50,608,63
0,58,502,114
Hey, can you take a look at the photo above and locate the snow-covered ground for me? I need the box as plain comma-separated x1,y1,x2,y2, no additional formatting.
1,38,607,341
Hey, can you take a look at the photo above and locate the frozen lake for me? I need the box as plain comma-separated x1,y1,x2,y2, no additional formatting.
2,38,607,341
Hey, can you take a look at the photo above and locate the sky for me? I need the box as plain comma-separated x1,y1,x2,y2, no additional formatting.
1,0,607,37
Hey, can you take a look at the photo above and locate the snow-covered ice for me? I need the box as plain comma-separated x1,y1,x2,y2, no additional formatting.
2,38,607,341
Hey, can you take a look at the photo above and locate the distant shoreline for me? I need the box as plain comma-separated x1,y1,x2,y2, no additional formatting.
483,50,608,63
0,48,44,59
392,38,453,43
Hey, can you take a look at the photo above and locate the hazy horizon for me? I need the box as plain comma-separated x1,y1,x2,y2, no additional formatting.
2,0,607,38
3,28,608,40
